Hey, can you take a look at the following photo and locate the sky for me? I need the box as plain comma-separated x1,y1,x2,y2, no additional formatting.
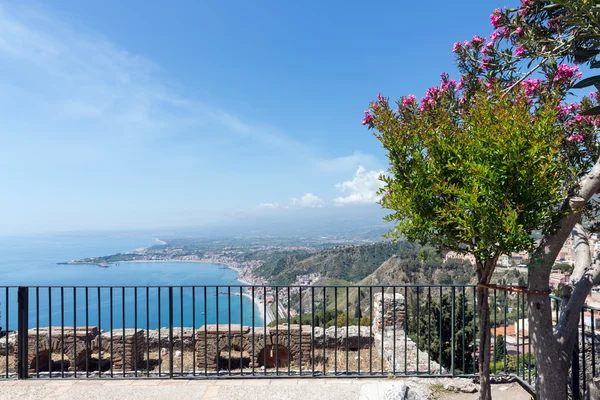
0,0,517,235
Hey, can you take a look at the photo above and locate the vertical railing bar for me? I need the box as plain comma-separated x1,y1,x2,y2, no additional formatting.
251,286,255,376
473,286,477,375
381,287,384,376
428,286,431,375
299,287,303,376
240,286,243,377
49,288,52,378
334,287,337,376
582,307,586,393
462,286,465,374
516,293,520,378
503,290,507,374
275,286,279,377
146,287,149,377
262,286,266,377
311,286,315,377
109,288,113,378
345,286,349,376
180,287,183,377
527,294,531,384
357,287,361,375
493,289,496,375
6,288,9,379
416,287,419,375
592,309,596,378
121,287,125,378
36,287,39,378
393,286,396,375
97,287,100,379
227,286,231,376
192,287,196,377
322,287,326,376
204,287,207,377
287,286,291,376
61,287,65,378
404,286,408,375
158,287,162,377
439,287,442,376
134,287,138,378
17,287,29,380
168,287,174,379
369,286,372,376
450,286,455,376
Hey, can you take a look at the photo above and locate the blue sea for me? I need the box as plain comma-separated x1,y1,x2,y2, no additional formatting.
0,233,262,331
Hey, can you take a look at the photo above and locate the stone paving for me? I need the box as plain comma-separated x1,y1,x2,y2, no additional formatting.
0,378,532,400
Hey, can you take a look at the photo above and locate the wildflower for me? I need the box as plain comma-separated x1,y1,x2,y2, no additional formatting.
452,42,462,53
554,64,580,82
521,78,540,97
471,36,485,46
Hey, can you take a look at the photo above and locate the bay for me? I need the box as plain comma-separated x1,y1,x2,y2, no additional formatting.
0,234,262,330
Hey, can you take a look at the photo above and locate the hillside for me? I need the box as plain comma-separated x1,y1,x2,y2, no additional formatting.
254,241,410,284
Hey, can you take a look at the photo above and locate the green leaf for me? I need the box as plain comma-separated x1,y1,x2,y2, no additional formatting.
591,60,600,69
573,49,600,63
572,75,600,89
581,105,600,116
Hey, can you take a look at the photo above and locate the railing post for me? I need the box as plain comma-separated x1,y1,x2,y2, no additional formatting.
572,341,580,399
17,287,29,379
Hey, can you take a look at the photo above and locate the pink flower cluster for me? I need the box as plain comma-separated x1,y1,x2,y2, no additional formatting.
567,134,585,142
521,78,540,96
402,94,416,107
554,64,581,82
557,103,580,118
514,47,525,57
452,42,462,53
362,110,373,125
490,8,503,29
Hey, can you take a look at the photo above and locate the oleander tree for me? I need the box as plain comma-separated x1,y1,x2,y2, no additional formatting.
363,2,600,398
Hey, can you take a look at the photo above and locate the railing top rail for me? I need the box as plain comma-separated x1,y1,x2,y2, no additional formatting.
3,283,478,289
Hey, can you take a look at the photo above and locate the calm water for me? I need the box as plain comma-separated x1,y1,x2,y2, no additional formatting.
0,234,262,330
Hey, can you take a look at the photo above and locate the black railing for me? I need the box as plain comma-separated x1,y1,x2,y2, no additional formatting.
0,285,596,396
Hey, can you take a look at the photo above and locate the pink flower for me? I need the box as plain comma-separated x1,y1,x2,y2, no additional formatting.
377,93,387,104
482,58,490,70
480,46,488,55
521,78,541,96
554,64,580,82
567,134,585,142
515,27,523,36
402,95,416,107
490,8,503,28
514,47,525,57
452,42,462,53
490,30,500,43
471,35,485,46
362,110,373,125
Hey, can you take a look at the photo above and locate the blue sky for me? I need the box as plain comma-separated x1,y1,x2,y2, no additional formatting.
0,0,515,235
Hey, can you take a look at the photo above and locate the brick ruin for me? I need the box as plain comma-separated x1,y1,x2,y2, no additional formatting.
10,293,424,374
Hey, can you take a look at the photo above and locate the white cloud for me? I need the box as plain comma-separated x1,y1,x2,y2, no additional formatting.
316,152,382,172
259,202,280,209
289,193,325,208
333,166,385,205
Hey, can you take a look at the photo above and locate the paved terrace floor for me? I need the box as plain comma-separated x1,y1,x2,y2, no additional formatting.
0,378,532,400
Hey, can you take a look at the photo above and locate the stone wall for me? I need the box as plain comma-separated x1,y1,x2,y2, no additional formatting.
373,292,406,332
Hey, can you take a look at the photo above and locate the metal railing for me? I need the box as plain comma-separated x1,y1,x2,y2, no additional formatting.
0,285,596,395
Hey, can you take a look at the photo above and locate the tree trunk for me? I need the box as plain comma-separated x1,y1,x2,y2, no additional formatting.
477,283,492,400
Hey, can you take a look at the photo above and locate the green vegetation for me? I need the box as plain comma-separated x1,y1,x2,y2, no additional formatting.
408,292,476,374
254,241,473,285
268,310,370,328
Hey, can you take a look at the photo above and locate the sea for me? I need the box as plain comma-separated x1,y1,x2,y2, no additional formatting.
0,233,262,331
